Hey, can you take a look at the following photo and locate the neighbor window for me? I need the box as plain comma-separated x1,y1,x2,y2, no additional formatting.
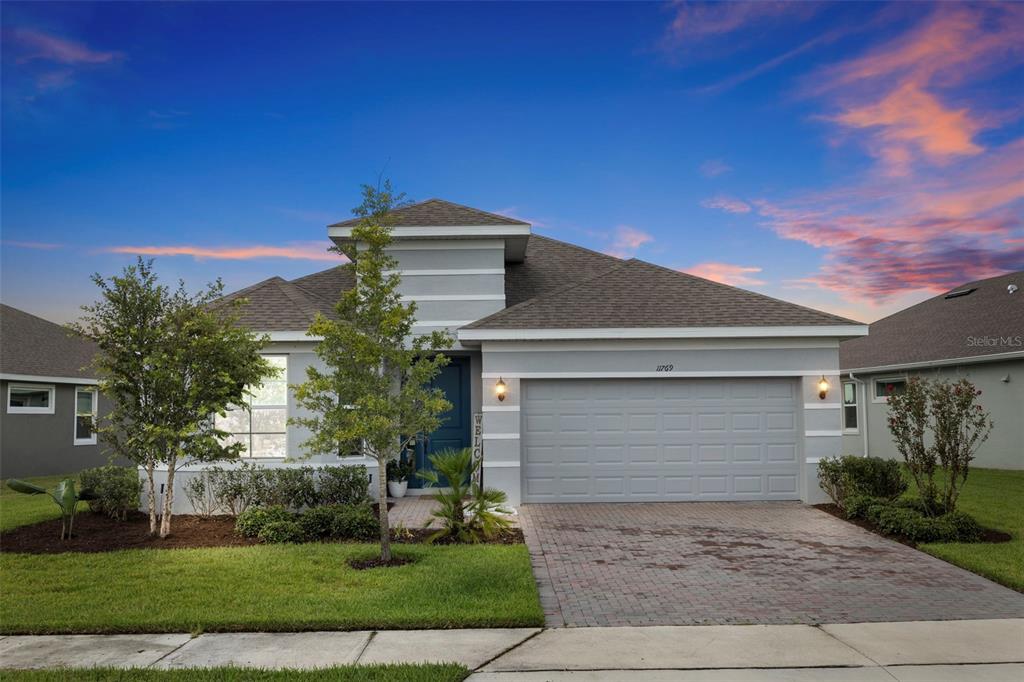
7,384,55,414
74,387,98,445
216,355,288,458
873,377,906,402
842,381,858,432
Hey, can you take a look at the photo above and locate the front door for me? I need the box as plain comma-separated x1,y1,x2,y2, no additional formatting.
411,355,472,487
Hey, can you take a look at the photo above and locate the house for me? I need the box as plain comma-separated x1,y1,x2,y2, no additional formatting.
840,271,1024,470
158,199,868,511
0,304,111,478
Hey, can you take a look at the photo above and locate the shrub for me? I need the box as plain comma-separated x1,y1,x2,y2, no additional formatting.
298,505,340,540
317,466,371,507
78,466,141,520
235,505,293,538
846,496,982,543
418,447,512,543
183,471,218,517
258,519,305,544
331,505,378,541
843,493,876,519
208,462,269,516
818,456,906,509
259,467,319,510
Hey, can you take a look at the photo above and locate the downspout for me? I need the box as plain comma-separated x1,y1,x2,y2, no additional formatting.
847,371,868,457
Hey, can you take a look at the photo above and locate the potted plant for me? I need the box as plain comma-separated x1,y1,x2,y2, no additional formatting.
386,456,415,498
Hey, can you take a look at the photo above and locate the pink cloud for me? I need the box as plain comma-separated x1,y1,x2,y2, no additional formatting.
604,225,654,258
2,240,64,250
699,159,732,177
103,242,344,262
8,28,120,65
685,262,765,287
701,196,751,214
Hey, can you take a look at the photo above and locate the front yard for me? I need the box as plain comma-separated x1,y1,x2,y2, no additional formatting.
2,666,468,682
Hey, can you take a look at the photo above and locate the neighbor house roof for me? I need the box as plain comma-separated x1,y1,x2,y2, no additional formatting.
329,198,528,227
465,258,861,331
0,304,98,381
840,270,1024,372
212,277,336,332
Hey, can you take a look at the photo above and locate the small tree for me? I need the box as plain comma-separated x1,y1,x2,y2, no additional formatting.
292,182,452,562
73,258,275,537
887,377,993,515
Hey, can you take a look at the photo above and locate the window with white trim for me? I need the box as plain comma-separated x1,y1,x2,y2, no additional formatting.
216,355,288,458
74,387,98,445
841,381,858,432
7,383,55,414
873,377,906,403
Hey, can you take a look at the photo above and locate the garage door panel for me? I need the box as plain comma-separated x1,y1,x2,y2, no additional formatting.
522,378,801,502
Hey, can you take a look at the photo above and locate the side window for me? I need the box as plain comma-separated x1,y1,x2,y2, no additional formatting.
216,355,288,458
841,381,858,432
873,378,906,403
74,387,99,445
7,384,55,414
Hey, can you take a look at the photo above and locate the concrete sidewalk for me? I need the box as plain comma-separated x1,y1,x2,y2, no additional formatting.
1,619,1021,680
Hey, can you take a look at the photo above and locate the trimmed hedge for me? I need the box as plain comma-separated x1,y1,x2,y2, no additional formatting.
238,503,378,543
819,455,907,509
258,520,306,544
235,505,293,538
844,494,982,543
79,466,142,520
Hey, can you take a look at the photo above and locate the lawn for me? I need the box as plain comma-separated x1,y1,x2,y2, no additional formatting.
1,474,74,531
908,467,1024,592
0,665,468,681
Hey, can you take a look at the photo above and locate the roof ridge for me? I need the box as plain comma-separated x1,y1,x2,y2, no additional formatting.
528,232,623,264
329,197,528,227
417,198,529,225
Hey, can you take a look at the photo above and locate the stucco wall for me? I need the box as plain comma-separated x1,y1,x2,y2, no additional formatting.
841,359,1023,469
0,380,116,478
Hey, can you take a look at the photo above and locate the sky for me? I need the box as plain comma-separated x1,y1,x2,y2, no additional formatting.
2,1,1022,324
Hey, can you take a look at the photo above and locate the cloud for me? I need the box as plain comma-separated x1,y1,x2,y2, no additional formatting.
662,1,819,52
685,262,765,287
8,28,120,65
492,206,545,228
701,195,751,214
103,242,343,262
603,225,654,258
2,240,64,250
699,159,732,177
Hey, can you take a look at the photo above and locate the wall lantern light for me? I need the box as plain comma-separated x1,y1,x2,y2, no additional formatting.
818,376,831,400
495,377,508,402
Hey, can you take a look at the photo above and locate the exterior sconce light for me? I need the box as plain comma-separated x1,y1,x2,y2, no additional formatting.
495,377,507,402
818,376,830,400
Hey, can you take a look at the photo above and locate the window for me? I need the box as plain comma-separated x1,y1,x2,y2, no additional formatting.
7,383,55,414
216,355,288,458
74,387,98,445
873,377,906,403
842,381,858,432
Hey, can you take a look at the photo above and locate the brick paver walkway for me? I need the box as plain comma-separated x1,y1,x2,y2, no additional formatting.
519,502,1024,627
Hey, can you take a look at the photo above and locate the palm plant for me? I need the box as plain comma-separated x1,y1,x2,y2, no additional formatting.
6,478,97,539
417,447,512,543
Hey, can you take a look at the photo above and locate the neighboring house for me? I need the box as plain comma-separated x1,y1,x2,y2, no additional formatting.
840,271,1024,470
0,305,111,478
158,199,867,512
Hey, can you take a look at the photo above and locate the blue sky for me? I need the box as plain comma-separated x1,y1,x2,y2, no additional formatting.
2,1,1022,323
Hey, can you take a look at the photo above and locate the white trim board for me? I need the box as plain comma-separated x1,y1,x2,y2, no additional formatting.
844,350,1024,374
482,461,520,468
384,268,505,276
412,320,478,328
481,370,838,379
461,325,868,341
482,405,520,412
804,404,841,410
805,430,843,437
1,373,98,386
483,432,520,440
334,235,509,249
482,340,840,352
402,294,504,302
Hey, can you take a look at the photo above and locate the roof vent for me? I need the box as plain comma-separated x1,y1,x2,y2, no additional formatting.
944,287,977,299
1010,284,1019,294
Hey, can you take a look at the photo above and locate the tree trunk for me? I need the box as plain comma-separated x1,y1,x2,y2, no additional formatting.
377,458,391,562
146,461,158,536
160,453,176,538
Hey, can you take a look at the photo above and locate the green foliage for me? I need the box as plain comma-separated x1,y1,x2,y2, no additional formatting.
235,505,293,538
78,466,141,521
316,466,371,507
5,478,96,539
330,505,379,541
888,377,993,515
297,505,339,540
818,455,906,509
386,457,416,482
183,472,217,517
845,496,982,543
71,257,276,537
290,182,454,561
418,448,512,544
258,467,318,510
207,463,268,516
257,520,306,544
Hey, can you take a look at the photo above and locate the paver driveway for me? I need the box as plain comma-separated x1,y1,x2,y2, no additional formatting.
519,502,1024,627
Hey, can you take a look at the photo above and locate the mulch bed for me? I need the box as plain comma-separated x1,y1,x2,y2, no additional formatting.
1,511,524,554
814,503,1012,547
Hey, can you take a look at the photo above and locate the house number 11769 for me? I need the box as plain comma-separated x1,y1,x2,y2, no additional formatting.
656,364,674,372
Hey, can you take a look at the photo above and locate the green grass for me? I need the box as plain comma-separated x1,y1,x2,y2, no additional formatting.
1,474,77,532
907,467,1024,592
0,665,468,681
0,542,543,634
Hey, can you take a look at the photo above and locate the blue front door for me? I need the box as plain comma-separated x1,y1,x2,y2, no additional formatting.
411,356,471,487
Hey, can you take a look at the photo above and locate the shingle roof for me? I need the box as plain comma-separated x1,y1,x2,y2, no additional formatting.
290,264,355,301
505,234,623,307
329,198,528,228
466,258,861,330
213,277,336,332
0,304,98,380
840,270,1024,370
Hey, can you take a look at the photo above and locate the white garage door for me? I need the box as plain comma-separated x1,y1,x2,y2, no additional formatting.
521,378,801,502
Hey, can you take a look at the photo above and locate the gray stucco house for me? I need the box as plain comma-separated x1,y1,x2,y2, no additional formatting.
0,304,111,478
157,199,868,512
840,271,1023,470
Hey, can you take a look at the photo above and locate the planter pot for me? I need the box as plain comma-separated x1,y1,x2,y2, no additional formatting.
388,480,409,498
